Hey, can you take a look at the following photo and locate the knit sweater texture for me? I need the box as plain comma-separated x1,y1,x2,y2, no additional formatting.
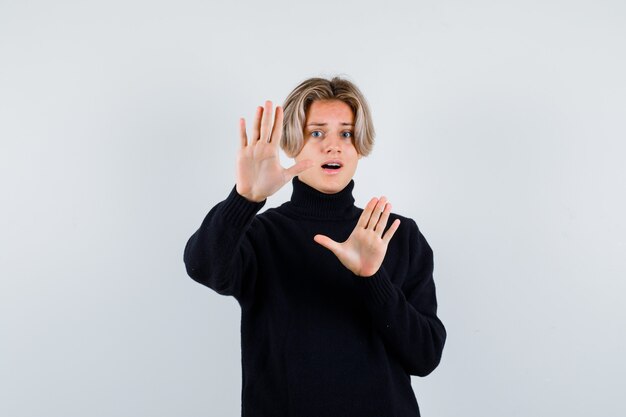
183,176,446,417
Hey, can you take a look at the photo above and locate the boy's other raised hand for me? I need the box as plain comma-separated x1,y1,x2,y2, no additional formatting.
236,100,314,202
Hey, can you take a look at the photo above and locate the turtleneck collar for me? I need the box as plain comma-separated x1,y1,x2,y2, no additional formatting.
283,176,360,220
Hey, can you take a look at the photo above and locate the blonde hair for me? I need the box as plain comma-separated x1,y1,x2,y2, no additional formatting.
280,76,375,158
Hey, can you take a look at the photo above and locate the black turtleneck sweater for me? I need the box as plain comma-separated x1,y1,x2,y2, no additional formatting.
183,176,446,417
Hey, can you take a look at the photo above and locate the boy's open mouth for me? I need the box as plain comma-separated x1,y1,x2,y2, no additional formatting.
321,161,343,174
321,163,342,170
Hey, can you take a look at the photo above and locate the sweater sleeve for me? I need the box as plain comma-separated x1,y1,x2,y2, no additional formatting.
183,185,266,304
354,218,446,377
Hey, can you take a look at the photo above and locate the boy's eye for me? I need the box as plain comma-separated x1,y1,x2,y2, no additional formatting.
311,130,353,139
310,131,353,138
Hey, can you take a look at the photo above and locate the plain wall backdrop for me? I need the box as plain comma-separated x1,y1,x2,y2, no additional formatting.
1,0,625,416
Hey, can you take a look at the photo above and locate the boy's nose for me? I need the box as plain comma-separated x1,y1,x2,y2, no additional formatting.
323,135,342,152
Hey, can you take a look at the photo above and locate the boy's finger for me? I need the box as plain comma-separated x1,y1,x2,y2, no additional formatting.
357,198,378,229
285,159,314,180
269,106,283,145
239,118,248,148
374,203,392,236
313,234,340,255
366,196,387,229
251,106,263,145
382,219,401,244
259,100,273,144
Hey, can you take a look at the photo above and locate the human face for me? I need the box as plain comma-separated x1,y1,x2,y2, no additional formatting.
295,100,361,194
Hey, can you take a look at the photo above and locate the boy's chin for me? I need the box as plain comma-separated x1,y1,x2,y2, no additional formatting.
309,178,350,194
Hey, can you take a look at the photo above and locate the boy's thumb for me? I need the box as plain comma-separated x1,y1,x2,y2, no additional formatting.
313,234,339,253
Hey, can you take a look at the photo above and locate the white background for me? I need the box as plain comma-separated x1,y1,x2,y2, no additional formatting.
1,1,625,416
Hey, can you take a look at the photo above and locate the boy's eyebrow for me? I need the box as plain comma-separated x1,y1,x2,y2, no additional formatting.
306,122,354,127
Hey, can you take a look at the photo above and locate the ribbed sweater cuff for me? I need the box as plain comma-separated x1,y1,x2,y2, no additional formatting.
354,266,396,307
220,185,267,227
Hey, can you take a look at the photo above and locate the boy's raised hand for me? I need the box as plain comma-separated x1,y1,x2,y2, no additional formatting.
313,197,401,277
236,100,314,202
